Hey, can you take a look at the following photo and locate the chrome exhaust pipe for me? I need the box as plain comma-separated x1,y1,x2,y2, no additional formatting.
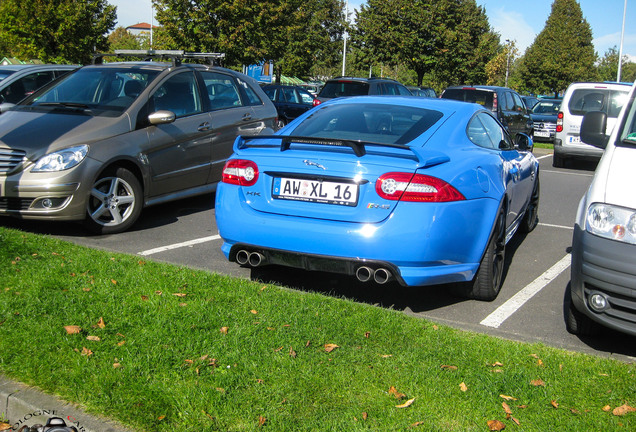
374,268,392,284
248,252,265,267
235,250,250,265
356,266,373,283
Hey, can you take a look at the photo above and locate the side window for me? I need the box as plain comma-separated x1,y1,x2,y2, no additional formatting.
282,87,298,103
397,85,412,96
23,71,55,94
263,87,276,102
376,83,386,95
503,92,514,111
201,71,243,109
467,113,512,150
237,77,262,106
512,93,524,112
150,71,201,117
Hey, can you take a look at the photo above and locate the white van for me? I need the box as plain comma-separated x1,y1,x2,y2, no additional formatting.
553,82,631,167
568,83,636,337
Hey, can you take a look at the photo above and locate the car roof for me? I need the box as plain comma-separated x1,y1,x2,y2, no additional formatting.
326,76,402,83
321,94,483,115
0,64,76,72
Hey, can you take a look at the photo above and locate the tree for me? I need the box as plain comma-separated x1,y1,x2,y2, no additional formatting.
519,0,597,96
486,40,519,87
353,0,498,87
108,27,143,51
153,0,344,77
0,0,116,64
597,46,636,83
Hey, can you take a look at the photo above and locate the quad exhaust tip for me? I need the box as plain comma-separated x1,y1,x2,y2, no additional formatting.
235,250,265,267
356,266,392,284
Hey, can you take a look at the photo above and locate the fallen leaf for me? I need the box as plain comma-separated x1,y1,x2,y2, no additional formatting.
502,402,513,415
324,343,339,353
529,353,539,359
492,361,504,367
113,363,121,368
396,397,416,408
111,279,117,284
258,416,267,427
86,335,101,341
537,359,544,366
389,386,406,399
381,354,393,358
500,395,517,401
410,421,425,428
530,379,545,386
117,341,126,346
141,295,149,301
511,416,520,425
602,405,612,412
459,382,468,392
612,404,636,416
96,317,106,328
81,347,93,356
289,347,297,358
220,327,229,334
364,331,371,338
173,293,187,297
64,325,82,334
440,365,458,370
487,419,506,431
362,412,368,420
551,400,559,409
250,309,258,314
158,415,165,421
432,325,439,330
0,422,12,431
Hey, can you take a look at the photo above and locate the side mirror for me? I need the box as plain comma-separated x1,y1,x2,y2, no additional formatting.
148,110,176,125
0,102,16,113
580,111,608,149
514,133,534,152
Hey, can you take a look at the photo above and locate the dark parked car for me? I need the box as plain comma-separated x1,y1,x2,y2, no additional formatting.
0,64,77,105
262,84,316,128
530,98,561,142
313,76,412,105
440,85,533,137
407,86,437,98
0,50,277,234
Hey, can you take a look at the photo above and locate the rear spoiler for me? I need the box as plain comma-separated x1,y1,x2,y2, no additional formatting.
235,135,450,168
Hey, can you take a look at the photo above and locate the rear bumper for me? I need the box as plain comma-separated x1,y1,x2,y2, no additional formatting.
554,138,603,160
570,224,636,336
215,183,500,287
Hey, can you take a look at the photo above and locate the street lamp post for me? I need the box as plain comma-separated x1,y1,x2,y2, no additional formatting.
505,39,510,87
342,0,348,76
617,0,627,82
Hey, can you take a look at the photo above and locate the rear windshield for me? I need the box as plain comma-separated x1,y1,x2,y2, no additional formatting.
319,81,369,98
532,100,561,114
290,103,444,145
568,88,630,118
442,88,494,110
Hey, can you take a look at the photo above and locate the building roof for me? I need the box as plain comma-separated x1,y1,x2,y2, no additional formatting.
126,22,158,30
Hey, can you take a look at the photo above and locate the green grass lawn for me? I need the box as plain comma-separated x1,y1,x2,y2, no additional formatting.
0,226,634,431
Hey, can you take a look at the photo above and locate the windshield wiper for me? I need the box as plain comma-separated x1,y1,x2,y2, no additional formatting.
34,102,93,114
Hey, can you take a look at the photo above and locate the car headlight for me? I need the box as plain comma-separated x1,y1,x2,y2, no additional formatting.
586,203,636,245
32,145,88,172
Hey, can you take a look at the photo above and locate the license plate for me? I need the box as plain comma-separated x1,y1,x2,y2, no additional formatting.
534,130,550,138
567,136,581,144
272,177,358,206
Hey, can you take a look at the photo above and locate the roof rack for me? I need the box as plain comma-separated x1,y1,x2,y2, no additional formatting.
92,50,225,67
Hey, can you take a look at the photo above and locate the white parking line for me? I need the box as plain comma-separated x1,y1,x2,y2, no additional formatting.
138,235,221,256
480,254,572,328
538,222,573,230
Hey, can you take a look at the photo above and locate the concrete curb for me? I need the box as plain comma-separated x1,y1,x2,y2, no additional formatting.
0,375,134,432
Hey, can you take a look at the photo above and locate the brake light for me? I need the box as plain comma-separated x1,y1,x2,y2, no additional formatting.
313,99,322,107
375,173,465,202
222,159,259,186
556,112,564,132
492,93,498,112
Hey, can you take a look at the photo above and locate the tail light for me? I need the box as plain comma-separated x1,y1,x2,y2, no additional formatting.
556,112,564,132
313,99,322,107
376,172,465,202
222,159,259,186
492,93,498,112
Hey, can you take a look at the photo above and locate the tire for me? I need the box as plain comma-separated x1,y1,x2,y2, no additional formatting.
552,153,564,168
466,209,506,301
520,177,540,233
566,299,601,336
276,118,287,130
84,167,143,235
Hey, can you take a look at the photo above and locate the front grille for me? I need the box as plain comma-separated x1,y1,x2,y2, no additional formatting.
533,121,556,132
0,197,33,211
0,148,26,173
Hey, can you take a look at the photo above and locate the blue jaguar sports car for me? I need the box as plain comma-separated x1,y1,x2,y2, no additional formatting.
215,96,540,301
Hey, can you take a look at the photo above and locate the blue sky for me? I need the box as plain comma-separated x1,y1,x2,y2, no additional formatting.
110,0,636,60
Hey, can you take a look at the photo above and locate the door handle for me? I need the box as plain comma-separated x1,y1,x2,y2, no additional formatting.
198,121,210,131
242,113,252,121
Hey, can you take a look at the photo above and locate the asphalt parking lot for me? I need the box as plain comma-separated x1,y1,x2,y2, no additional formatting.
3,148,635,362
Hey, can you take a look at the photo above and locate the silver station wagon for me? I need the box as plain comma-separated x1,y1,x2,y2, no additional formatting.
0,50,277,234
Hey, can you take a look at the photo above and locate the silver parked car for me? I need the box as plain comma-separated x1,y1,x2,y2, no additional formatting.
0,64,77,104
0,51,277,234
